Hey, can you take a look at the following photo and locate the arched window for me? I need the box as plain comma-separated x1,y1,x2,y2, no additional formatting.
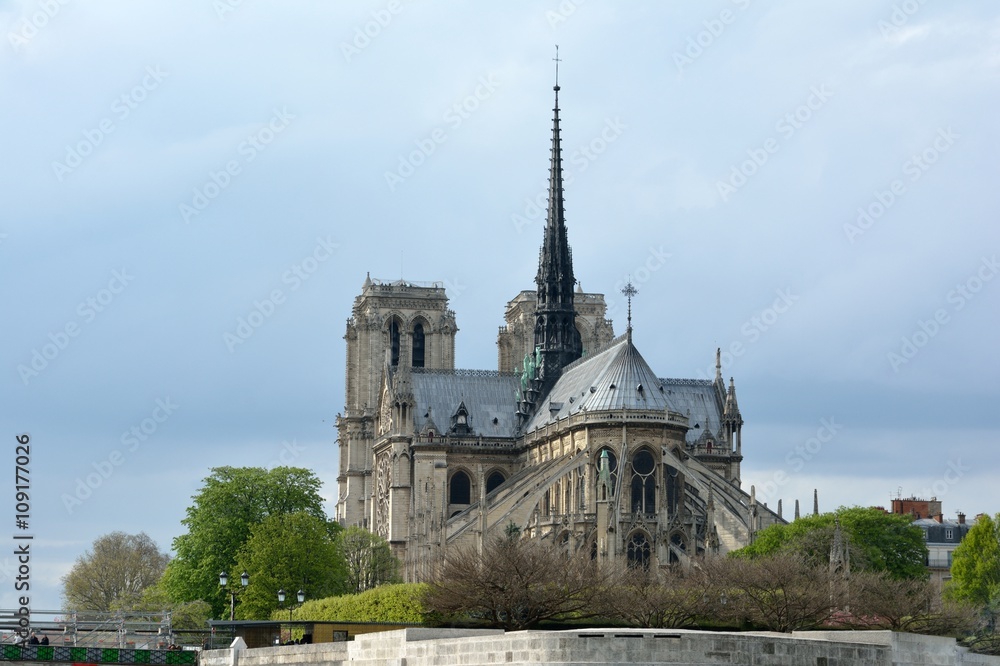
412,323,425,368
664,464,681,516
627,531,651,569
449,470,471,505
630,449,656,515
669,532,686,565
595,447,618,499
486,471,506,494
389,319,400,366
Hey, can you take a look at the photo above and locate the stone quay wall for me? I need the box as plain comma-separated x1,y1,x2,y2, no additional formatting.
202,627,1000,666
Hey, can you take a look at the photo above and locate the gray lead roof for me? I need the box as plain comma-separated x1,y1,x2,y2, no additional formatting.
410,369,521,439
659,378,725,444
524,335,678,432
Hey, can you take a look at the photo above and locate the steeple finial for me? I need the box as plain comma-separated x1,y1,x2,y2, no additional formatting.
553,44,561,89
621,280,637,338
715,347,722,381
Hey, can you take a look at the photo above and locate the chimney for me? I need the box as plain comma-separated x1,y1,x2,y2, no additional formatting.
958,512,966,524
933,514,943,523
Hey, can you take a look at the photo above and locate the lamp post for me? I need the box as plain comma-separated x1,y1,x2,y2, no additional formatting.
277,588,306,623
219,570,249,621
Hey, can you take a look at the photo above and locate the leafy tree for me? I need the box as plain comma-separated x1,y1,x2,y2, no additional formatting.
732,506,927,580
232,512,346,620
949,513,1000,608
62,532,169,611
337,526,400,595
425,533,613,630
287,583,428,623
161,467,326,618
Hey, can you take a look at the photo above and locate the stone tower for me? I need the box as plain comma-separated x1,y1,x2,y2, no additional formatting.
335,275,457,527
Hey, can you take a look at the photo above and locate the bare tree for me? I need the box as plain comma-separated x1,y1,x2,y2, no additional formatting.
62,532,169,611
846,571,980,635
599,565,715,628
426,534,612,630
705,554,842,632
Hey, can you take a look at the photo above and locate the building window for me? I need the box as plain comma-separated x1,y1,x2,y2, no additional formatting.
486,471,506,494
596,447,618,498
630,449,656,515
626,531,651,569
945,528,954,540
449,470,471,505
389,319,400,366
664,464,681,516
412,323,425,367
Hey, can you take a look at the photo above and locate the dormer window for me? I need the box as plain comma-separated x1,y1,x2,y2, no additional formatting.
450,401,472,435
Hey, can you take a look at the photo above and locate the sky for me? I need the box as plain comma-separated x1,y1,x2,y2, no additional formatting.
1,1,998,612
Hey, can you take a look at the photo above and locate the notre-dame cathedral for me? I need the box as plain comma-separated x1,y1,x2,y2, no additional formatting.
335,81,781,578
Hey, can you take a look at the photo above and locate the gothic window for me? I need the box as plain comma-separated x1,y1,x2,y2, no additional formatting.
595,447,618,499
412,323,425,368
670,533,687,565
630,449,656,515
389,319,400,366
626,531,651,569
449,470,471,505
486,471,506,494
670,532,686,551
664,464,681,516
577,467,586,509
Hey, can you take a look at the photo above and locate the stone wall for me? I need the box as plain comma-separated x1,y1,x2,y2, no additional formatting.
202,627,1000,666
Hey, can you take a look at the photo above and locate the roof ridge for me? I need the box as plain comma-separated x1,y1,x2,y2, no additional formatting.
660,377,715,386
412,368,518,378
560,332,628,373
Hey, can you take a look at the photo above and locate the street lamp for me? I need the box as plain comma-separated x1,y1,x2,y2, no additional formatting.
219,570,250,621
277,588,306,623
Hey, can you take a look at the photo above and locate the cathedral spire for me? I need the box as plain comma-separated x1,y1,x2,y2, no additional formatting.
533,49,582,385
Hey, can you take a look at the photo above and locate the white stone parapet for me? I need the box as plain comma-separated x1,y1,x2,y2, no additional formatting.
200,627,1000,666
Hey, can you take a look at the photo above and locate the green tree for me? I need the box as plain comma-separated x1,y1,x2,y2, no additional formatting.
337,526,400,594
288,583,428,623
62,532,169,611
949,513,1000,609
232,512,346,620
161,467,326,618
732,506,927,579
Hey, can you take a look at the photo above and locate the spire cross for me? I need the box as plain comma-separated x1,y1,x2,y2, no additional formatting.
621,280,637,331
553,45,561,88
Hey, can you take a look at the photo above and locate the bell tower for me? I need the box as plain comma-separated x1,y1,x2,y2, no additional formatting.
336,275,456,527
